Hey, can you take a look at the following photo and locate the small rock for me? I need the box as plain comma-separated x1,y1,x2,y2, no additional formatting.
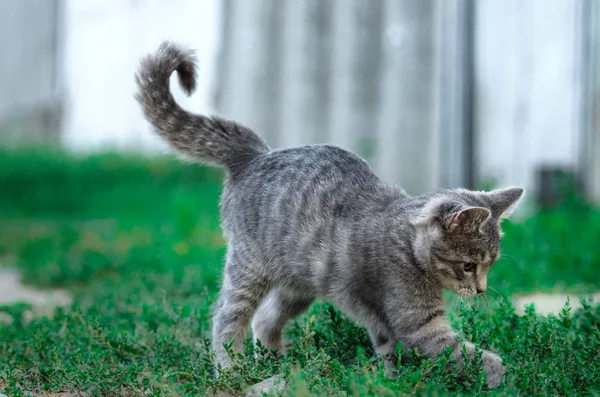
0,312,13,325
245,375,286,396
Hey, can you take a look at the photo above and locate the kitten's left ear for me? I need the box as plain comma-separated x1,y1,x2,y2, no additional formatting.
486,187,525,219
446,207,491,233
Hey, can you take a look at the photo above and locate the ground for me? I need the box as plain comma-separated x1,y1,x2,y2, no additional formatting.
0,149,599,396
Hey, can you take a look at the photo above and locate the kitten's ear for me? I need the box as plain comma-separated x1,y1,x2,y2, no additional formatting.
446,207,491,233
487,187,525,219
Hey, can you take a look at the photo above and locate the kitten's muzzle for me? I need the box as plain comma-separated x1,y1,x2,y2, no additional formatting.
457,288,477,297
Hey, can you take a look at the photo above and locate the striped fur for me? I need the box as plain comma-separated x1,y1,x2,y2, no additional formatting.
135,42,525,389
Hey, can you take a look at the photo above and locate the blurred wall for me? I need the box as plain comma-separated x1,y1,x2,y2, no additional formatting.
1,0,600,201
61,0,221,152
0,0,63,145
217,0,599,198
217,0,451,194
475,0,589,194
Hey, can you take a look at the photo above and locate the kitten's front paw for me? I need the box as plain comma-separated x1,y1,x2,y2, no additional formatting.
482,351,505,389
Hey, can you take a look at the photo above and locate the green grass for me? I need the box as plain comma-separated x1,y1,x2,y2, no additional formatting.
0,148,599,396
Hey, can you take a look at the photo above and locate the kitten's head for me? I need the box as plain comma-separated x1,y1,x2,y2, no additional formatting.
412,187,524,297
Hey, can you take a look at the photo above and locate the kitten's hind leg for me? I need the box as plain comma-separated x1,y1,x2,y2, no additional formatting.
252,289,314,356
368,328,399,378
212,253,271,371
245,290,313,396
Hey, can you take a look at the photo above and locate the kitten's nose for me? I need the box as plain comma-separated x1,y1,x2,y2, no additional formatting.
476,288,485,295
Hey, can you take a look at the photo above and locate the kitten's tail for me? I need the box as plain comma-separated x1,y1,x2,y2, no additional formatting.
135,41,269,169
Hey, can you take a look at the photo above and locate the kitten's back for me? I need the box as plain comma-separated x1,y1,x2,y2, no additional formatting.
220,144,402,289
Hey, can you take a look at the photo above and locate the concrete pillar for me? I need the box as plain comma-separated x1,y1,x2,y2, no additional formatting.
439,0,475,189
216,0,283,146
278,0,333,148
376,0,442,193
329,0,384,158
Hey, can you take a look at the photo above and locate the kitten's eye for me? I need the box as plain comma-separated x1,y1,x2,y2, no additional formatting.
463,262,476,272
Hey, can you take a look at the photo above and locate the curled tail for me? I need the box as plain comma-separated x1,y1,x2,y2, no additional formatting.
135,41,269,169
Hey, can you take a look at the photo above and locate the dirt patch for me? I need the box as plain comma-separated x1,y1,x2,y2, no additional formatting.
513,292,600,316
0,269,71,324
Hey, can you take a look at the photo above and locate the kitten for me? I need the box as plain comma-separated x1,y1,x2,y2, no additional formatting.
135,42,524,389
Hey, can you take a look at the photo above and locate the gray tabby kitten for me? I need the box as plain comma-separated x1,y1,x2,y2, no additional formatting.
135,42,524,389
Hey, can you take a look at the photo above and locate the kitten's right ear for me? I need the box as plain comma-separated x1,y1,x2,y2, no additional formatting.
486,187,525,219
